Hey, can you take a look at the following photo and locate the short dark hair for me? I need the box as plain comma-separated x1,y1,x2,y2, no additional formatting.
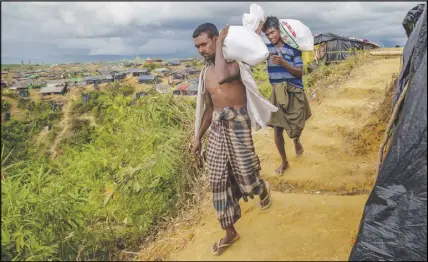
262,16,280,32
193,23,219,39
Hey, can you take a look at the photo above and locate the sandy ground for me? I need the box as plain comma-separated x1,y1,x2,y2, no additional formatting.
137,57,401,261
254,58,400,194
170,193,368,261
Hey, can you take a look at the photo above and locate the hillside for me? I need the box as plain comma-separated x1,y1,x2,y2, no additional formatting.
137,56,401,261
1,52,401,261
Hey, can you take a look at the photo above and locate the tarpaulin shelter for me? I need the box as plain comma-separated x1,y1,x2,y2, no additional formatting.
155,84,172,94
402,4,425,37
138,75,159,84
176,83,189,91
349,4,427,261
313,33,379,64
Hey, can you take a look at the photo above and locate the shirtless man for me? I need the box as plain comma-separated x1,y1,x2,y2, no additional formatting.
191,23,272,256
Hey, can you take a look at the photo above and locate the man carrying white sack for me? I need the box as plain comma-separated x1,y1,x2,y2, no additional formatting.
256,16,312,175
191,22,277,256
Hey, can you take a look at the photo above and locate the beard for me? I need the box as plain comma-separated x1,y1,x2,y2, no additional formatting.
203,54,215,65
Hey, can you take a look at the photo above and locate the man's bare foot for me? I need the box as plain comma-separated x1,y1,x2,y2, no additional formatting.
294,140,304,156
275,161,289,175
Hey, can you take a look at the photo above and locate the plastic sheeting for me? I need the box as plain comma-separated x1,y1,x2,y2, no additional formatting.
402,4,425,37
314,33,378,64
349,4,427,261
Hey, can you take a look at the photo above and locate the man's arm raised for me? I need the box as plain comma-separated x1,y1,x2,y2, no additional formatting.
215,24,240,85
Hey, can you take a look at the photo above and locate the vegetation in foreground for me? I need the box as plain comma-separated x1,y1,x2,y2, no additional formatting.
1,88,199,260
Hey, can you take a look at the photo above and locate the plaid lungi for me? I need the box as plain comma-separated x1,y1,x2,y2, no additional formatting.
207,106,264,229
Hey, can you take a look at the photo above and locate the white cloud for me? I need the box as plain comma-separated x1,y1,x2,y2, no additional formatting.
136,38,192,55
1,1,425,62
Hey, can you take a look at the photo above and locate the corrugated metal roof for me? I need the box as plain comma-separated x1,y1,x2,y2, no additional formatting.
46,80,66,85
168,60,181,65
11,80,32,89
84,75,113,81
185,67,198,74
154,68,170,73
188,79,198,92
177,83,189,91
173,70,188,76
155,84,172,94
127,68,149,73
40,84,66,94
138,75,158,80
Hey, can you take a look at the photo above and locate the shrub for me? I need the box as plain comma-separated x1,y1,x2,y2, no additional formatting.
1,100,11,112
2,90,19,99
1,93,200,260
105,82,135,97
143,63,156,71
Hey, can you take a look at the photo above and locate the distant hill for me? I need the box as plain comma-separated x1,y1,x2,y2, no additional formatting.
1,52,199,65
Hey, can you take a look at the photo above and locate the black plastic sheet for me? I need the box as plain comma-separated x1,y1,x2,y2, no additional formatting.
402,4,425,37
314,33,378,64
349,4,427,261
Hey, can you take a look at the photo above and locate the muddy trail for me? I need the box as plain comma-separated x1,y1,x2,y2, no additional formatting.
138,58,401,261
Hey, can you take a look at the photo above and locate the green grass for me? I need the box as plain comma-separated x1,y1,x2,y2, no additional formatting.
303,51,375,91
253,51,377,100
1,90,200,260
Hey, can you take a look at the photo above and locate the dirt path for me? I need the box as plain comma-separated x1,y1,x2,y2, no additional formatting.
48,88,80,158
255,58,400,194
48,100,73,157
138,58,401,261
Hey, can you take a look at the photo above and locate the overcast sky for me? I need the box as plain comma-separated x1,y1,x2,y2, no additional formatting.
1,1,424,64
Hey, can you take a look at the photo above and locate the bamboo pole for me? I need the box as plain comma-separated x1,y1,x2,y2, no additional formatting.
374,81,410,184
370,51,403,56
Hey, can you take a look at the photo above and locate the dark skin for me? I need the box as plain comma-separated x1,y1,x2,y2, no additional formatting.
191,24,270,254
259,23,304,175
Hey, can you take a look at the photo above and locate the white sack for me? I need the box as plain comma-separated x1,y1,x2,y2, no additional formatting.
279,19,314,51
242,3,265,32
222,26,269,66
242,4,314,51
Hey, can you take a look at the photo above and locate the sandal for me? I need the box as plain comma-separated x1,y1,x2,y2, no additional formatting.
260,182,272,210
212,233,240,256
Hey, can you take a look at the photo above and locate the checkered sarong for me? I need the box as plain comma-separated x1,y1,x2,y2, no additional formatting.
207,106,263,229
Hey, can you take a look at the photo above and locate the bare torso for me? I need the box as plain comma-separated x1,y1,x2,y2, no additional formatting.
204,65,246,111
